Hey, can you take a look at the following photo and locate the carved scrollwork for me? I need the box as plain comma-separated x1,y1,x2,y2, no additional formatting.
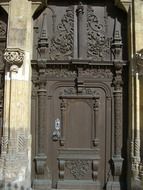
35,155,47,175
112,156,123,177
4,48,25,66
92,160,99,181
66,160,90,179
62,88,76,95
87,7,111,60
49,6,74,60
46,68,76,78
80,67,113,79
60,87,98,97
59,160,65,180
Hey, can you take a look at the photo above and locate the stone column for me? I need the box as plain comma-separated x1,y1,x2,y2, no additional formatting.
130,0,143,188
0,0,40,188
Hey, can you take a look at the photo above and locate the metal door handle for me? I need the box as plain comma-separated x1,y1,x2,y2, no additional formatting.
52,118,61,141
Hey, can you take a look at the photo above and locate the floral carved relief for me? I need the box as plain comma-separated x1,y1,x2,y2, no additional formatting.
66,160,90,179
49,6,74,60
87,7,111,60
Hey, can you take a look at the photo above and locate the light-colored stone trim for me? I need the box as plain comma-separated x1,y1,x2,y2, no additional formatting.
115,0,132,12
0,0,10,13
0,0,33,188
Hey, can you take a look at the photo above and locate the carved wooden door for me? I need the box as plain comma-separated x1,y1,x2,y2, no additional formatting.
32,1,128,190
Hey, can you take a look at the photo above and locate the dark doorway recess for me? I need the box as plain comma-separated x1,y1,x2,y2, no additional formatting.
0,6,7,146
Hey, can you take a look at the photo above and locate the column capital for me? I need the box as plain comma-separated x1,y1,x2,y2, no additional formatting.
4,48,25,67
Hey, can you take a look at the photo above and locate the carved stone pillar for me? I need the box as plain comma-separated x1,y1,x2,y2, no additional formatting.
0,0,37,188
131,51,143,181
0,48,32,187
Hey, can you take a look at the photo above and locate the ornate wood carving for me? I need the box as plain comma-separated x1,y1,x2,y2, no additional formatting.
59,160,65,180
93,98,100,146
35,68,47,175
50,6,74,60
36,6,74,60
31,61,127,189
76,2,84,58
66,160,90,179
60,99,66,146
92,160,99,181
87,6,111,61
111,29,124,180
58,149,100,182
32,1,128,189
46,68,76,78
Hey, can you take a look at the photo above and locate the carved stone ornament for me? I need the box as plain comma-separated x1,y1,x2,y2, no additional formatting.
4,48,25,66
0,130,31,184
66,160,90,179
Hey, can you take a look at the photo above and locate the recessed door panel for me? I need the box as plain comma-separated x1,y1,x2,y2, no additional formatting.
66,100,91,148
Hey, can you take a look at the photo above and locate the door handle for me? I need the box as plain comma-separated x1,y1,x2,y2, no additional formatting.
52,118,61,141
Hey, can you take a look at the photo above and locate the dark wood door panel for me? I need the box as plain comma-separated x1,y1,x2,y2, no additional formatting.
32,79,111,189
32,0,128,189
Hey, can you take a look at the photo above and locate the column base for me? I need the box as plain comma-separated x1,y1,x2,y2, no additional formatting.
106,181,121,190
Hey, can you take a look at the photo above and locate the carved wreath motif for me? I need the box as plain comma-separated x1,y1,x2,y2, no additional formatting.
49,6,74,60
87,7,110,60
66,160,90,179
